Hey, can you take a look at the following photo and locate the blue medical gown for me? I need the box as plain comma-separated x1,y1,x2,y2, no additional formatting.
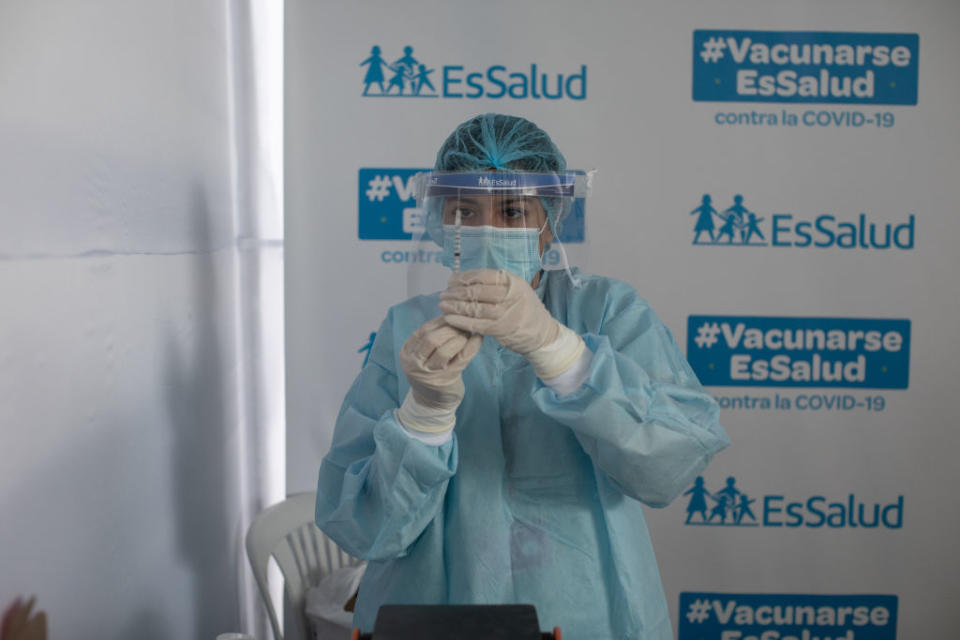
316,269,729,639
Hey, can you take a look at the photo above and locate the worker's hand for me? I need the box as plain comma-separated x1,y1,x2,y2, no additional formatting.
1,597,47,640
440,269,585,379
399,316,482,411
440,269,559,354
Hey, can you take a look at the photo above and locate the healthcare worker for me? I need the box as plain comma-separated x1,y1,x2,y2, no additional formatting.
316,114,730,639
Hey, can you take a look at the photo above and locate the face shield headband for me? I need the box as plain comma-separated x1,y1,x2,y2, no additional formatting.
416,171,590,247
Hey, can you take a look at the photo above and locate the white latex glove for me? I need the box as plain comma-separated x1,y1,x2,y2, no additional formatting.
439,269,585,379
397,316,482,432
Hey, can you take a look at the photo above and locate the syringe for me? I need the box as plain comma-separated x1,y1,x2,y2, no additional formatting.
453,209,462,273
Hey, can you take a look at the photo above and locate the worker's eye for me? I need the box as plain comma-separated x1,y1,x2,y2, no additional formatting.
501,207,526,224
446,206,475,221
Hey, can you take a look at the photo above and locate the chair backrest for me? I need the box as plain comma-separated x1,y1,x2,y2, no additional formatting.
246,491,360,640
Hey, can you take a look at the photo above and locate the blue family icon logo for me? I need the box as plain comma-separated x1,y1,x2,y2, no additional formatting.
678,593,898,640
691,194,767,245
682,475,905,530
687,316,910,388
684,476,758,526
693,30,918,105
360,46,437,97
689,194,916,250
360,45,588,100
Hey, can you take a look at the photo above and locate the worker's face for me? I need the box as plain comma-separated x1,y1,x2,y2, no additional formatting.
442,195,554,255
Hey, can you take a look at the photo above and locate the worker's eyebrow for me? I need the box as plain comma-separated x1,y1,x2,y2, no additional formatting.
446,197,482,206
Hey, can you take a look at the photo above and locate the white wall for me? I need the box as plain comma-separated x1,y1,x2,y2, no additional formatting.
0,2,282,638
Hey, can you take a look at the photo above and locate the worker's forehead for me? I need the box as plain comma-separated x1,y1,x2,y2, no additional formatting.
444,195,544,207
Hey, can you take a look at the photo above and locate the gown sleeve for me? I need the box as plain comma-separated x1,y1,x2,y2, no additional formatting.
315,307,457,560
532,283,730,508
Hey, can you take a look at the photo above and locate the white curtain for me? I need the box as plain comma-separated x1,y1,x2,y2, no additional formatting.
0,1,283,638
227,0,286,636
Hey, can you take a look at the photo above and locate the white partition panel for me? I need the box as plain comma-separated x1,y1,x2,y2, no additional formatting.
286,1,960,638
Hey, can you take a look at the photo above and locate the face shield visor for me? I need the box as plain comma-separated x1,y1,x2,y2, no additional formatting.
405,171,593,299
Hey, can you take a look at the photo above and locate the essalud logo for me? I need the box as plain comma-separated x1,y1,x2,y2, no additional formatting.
684,476,758,526
361,45,437,97
683,475,904,529
689,193,915,249
359,44,587,100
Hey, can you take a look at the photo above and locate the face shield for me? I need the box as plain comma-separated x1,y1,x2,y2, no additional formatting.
405,171,593,299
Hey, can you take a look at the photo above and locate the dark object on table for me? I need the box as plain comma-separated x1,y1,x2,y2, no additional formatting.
351,605,562,640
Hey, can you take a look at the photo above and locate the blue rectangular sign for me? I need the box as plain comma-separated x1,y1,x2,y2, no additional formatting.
679,592,898,640
693,30,918,105
358,168,425,240
358,168,586,242
687,316,910,388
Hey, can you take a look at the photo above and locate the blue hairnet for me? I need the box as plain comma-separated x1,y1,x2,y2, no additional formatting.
433,114,568,236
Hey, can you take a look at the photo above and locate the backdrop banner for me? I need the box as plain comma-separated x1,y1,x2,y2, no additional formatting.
285,1,960,637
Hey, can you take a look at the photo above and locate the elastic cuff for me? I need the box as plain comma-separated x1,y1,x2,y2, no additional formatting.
395,390,457,433
541,346,593,395
396,415,455,445
526,324,586,379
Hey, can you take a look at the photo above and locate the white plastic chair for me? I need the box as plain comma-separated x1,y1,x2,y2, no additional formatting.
246,492,361,640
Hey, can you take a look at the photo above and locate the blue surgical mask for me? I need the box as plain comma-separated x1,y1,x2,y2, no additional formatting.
441,225,543,282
